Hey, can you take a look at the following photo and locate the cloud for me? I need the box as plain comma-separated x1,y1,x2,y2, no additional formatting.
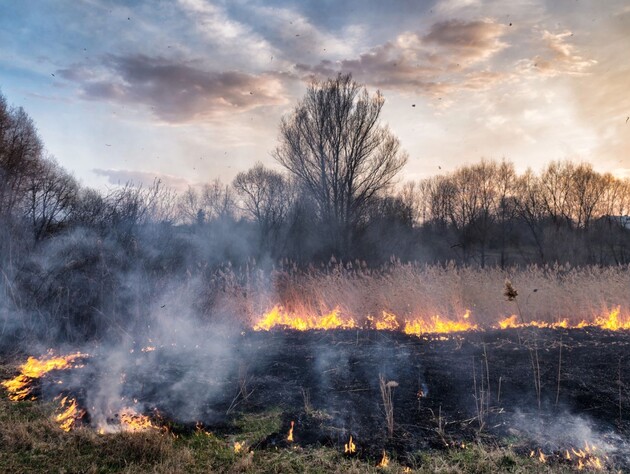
521,30,597,76
176,0,276,69
59,54,288,122
93,168,193,191
296,19,510,97
423,19,508,65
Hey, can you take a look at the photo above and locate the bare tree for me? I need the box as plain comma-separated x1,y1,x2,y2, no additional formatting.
273,74,408,255
24,157,79,239
233,162,293,249
176,179,235,225
0,97,43,219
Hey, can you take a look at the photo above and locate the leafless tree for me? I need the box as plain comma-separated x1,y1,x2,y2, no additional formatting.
177,179,236,225
24,157,79,239
233,162,293,245
273,74,408,255
0,97,43,218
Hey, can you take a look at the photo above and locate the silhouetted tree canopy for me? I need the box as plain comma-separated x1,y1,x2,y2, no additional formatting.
273,74,408,256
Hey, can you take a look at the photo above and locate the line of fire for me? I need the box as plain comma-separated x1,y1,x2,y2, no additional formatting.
3,300,629,471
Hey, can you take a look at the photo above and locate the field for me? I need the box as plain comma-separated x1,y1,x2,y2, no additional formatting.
2,264,630,472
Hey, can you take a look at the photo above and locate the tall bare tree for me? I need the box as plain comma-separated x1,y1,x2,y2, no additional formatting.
273,74,408,255
233,162,293,251
24,157,79,239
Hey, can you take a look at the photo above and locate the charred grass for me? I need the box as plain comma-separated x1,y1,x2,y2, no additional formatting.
0,349,623,473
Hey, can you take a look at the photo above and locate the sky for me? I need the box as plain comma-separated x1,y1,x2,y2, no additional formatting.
0,0,629,190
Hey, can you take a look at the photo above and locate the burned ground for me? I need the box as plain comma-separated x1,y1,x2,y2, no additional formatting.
18,327,630,471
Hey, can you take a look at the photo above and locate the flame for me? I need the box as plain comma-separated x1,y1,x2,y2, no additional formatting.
2,352,86,401
589,307,630,330
55,396,84,431
403,314,476,336
377,450,390,467
570,442,604,471
373,312,400,331
253,304,630,335
234,441,243,453
118,408,159,432
253,306,356,331
287,420,294,442
538,450,546,463
497,308,630,331
254,306,475,335
498,315,570,329
344,435,356,454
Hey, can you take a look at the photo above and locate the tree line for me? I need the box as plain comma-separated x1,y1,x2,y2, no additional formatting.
2,76,630,271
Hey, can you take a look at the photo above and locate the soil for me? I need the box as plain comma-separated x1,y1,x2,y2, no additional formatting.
26,328,630,469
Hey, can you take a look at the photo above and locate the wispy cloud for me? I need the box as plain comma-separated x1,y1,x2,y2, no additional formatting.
522,30,597,76
59,54,288,122
296,19,510,97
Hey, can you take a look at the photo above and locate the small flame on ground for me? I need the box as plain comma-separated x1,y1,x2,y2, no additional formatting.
118,408,159,432
55,396,85,432
234,441,243,453
2,352,86,401
344,435,356,454
287,420,294,442
377,450,390,467
568,441,605,471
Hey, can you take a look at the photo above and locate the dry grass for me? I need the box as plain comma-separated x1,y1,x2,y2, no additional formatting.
221,261,630,327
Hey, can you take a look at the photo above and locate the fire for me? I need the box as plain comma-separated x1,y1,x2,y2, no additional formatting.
498,315,569,329
254,306,475,335
568,442,605,471
589,307,630,330
118,408,159,432
234,441,243,453
55,396,85,431
497,308,630,331
2,352,86,401
403,314,476,336
253,305,356,331
253,303,630,335
377,450,390,467
287,420,294,442
344,435,356,454
370,312,400,330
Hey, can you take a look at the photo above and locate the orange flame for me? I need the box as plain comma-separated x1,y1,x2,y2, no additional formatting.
2,352,86,401
55,396,85,431
254,306,356,331
344,435,356,454
570,442,605,471
287,420,294,442
118,408,159,432
498,308,629,331
254,306,475,335
377,450,390,467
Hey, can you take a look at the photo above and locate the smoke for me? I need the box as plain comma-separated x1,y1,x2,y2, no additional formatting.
509,409,624,456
